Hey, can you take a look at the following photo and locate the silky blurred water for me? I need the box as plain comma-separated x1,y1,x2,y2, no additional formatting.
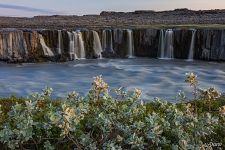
0,58,224,102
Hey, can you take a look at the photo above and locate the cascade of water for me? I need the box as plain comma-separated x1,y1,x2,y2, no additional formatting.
13,31,28,57
127,29,134,58
113,29,117,44
7,32,13,56
72,31,79,58
187,29,196,61
113,29,123,44
77,31,85,59
93,31,103,58
219,30,225,59
102,30,107,51
39,34,54,57
159,29,165,58
20,31,28,55
58,30,62,55
109,30,113,51
159,29,174,59
0,31,28,59
67,31,86,60
102,30,114,52
67,31,77,60
0,35,3,57
165,29,174,59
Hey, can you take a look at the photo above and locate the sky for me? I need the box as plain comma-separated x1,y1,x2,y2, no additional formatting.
0,0,225,17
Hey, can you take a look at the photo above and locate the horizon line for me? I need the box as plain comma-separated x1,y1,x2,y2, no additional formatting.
0,7,225,18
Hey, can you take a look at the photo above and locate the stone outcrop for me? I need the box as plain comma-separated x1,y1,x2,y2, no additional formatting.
1,28,225,63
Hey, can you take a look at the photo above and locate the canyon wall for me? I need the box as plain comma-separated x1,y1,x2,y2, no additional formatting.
0,28,225,63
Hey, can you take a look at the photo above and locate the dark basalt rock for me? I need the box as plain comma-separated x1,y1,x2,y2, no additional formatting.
82,30,95,59
195,29,225,61
0,28,225,63
133,29,159,58
173,29,192,59
23,30,50,62
112,29,127,58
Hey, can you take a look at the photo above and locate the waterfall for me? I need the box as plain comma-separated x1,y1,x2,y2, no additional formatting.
7,32,13,56
67,31,85,60
159,29,174,59
4,32,13,57
67,31,77,60
76,31,86,59
39,34,54,57
102,30,107,51
127,29,134,58
102,30,114,52
73,31,79,59
20,31,28,56
15,31,28,56
165,29,174,59
159,30,165,58
219,30,225,59
109,30,113,51
58,30,62,55
93,31,103,58
187,29,196,61
0,31,28,59
113,29,123,44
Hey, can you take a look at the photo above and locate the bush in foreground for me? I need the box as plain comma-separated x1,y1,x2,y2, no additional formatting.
0,74,224,150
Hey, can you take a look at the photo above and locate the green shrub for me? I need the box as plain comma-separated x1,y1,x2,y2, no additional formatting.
0,75,224,150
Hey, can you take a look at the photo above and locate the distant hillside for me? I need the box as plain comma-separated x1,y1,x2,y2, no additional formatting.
1,9,225,29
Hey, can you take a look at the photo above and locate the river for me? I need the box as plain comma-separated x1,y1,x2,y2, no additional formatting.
0,58,224,102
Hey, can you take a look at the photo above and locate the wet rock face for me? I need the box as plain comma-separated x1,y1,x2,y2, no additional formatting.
23,31,43,62
111,29,127,58
173,29,192,59
133,29,159,58
195,29,225,61
82,30,95,59
0,30,28,62
61,30,70,61
0,28,225,63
